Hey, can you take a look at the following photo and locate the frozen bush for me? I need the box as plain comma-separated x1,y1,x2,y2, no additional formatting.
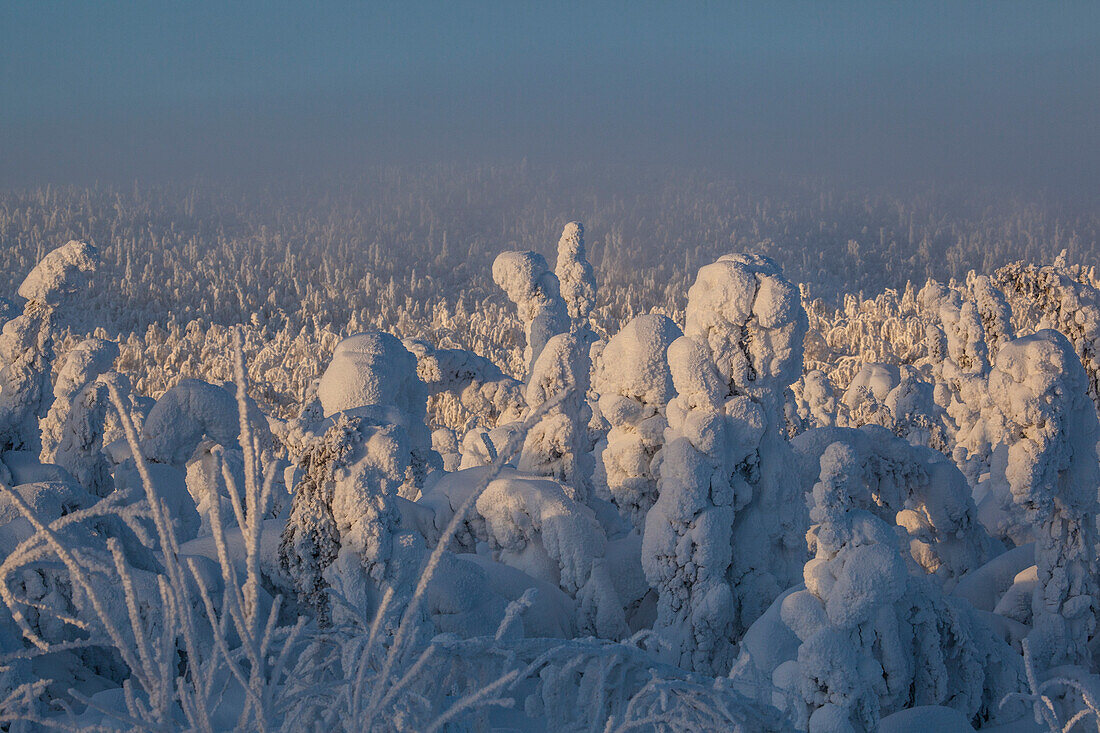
457,422,524,471
881,372,949,452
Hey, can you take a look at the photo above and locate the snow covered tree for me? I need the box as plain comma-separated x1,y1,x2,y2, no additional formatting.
402,337,525,425
792,370,838,430
140,378,239,465
693,254,809,628
838,363,896,426
987,330,1100,668
519,331,594,503
965,273,1015,364
52,373,128,497
643,335,737,673
914,277,1019,487
0,241,98,454
791,425,990,589
41,338,119,462
492,250,569,376
643,253,808,673
881,371,949,452
592,314,681,526
768,442,1021,731
318,332,439,497
475,473,628,639
996,259,1100,412
278,408,421,628
554,221,597,325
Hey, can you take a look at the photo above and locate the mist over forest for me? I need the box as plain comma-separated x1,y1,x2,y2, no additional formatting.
2,3,1100,731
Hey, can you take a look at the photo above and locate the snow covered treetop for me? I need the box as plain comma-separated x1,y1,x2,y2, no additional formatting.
989,330,1088,431
317,331,427,424
554,222,597,322
53,338,120,392
491,251,563,321
989,329,1099,516
594,314,680,408
141,379,239,465
493,249,570,373
684,252,807,396
17,240,98,306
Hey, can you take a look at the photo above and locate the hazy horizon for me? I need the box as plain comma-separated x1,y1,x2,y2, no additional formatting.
3,2,1099,197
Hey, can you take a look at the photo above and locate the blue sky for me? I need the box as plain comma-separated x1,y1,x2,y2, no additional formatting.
2,1,1098,187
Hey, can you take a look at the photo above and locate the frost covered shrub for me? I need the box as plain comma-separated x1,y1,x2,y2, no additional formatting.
986,330,1100,669
431,427,461,471
643,253,808,674
0,477,165,707
492,250,569,376
593,313,681,525
838,362,899,432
